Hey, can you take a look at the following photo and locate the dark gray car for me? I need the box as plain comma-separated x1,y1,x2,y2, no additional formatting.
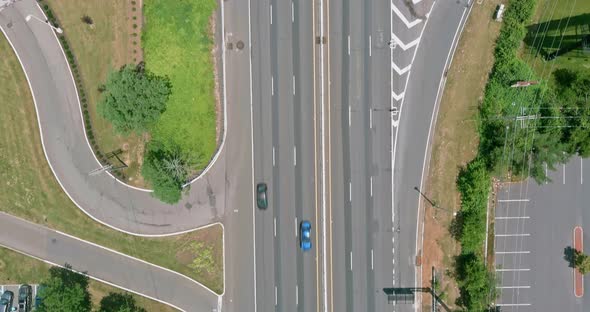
0,291,14,312
18,285,32,312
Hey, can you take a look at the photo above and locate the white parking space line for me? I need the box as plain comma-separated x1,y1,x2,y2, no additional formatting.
349,181,352,202
497,286,531,289
370,176,373,197
292,75,296,95
293,146,297,166
498,199,529,203
269,5,273,25
495,233,530,237
271,76,274,95
275,286,278,306
497,303,532,307
496,268,531,272
369,35,372,56
274,217,277,237
296,285,299,305
291,1,294,22
371,249,374,270
347,35,351,55
369,108,373,129
496,251,530,254
295,217,298,237
350,251,353,271
272,146,276,167
495,216,530,220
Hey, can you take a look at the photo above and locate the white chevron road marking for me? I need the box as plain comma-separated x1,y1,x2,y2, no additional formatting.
392,61,411,75
392,91,404,101
392,4,422,28
390,32,420,51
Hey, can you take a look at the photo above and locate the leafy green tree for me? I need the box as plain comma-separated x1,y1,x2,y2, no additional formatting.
37,265,91,312
456,254,496,312
574,250,590,274
99,292,146,312
98,64,171,134
142,142,191,204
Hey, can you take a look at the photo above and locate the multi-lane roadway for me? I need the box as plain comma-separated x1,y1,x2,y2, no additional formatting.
0,0,476,311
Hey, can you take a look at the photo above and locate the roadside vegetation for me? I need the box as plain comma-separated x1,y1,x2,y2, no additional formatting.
0,247,176,312
0,33,223,294
425,0,590,310
41,0,220,203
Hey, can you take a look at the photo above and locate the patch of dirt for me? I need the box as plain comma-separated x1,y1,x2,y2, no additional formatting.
419,0,504,310
210,12,223,149
128,0,144,64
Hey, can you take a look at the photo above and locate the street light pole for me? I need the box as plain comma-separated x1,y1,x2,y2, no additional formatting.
25,14,63,34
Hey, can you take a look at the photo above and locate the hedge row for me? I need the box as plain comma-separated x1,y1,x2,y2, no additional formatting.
37,1,126,181
455,1,539,311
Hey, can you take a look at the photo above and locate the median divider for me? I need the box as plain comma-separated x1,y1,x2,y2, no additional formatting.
574,226,584,298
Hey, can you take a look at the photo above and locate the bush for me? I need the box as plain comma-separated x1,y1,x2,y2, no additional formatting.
142,142,191,204
37,265,91,312
98,64,171,134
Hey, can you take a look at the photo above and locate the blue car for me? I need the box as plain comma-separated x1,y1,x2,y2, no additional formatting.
300,221,312,251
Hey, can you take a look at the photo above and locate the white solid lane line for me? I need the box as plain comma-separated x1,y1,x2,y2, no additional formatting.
348,105,351,126
347,35,351,55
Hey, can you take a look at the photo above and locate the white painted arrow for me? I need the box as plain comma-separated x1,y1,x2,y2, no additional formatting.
392,4,422,28
390,33,420,51
392,61,411,75
392,91,404,101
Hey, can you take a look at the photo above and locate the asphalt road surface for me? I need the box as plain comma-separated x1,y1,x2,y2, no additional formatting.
495,157,590,312
0,212,218,311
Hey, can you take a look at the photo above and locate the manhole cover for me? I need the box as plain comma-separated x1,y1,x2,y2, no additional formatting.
236,41,245,50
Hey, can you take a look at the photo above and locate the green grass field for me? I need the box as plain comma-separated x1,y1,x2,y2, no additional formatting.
42,0,147,186
142,0,218,168
524,0,590,80
0,247,177,311
0,34,223,294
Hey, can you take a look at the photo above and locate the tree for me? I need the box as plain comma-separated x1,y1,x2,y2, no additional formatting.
98,64,171,134
37,265,91,312
142,142,191,204
574,250,590,274
99,293,146,312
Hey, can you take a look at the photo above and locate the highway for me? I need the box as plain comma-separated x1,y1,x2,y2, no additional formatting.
0,0,476,310
249,0,319,310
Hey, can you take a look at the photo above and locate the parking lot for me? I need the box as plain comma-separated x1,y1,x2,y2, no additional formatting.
494,157,589,312
1,284,38,309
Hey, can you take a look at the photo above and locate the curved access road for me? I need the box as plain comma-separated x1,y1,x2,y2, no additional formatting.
0,0,245,236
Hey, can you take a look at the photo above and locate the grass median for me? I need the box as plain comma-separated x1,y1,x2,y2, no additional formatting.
0,33,223,294
0,247,177,312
